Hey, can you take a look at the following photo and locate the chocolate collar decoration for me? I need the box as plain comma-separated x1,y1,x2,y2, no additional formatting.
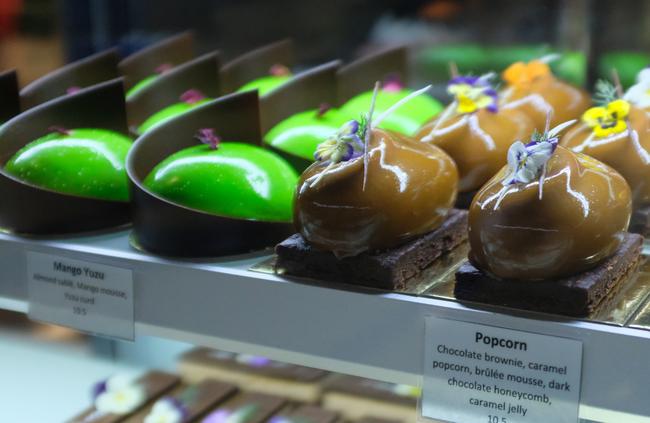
259,60,340,133
127,90,294,257
0,79,131,235
20,48,120,110
125,52,221,133
0,70,20,124
260,60,341,172
336,45,408,104
220,39,294,94
118,31,195,91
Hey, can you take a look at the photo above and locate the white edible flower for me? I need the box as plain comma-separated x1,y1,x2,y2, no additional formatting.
94,374,146,415
624,68,650,108
502,140,556,185
143,398,184,423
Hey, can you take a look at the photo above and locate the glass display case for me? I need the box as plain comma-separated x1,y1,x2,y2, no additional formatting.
1,1,650,422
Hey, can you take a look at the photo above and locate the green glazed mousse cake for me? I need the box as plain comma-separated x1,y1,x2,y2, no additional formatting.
125,63,173,100
5,127,133,201
339,81,443,136
137,89,212,134
144,129,298,221
264,105,347,162
236,64,292,96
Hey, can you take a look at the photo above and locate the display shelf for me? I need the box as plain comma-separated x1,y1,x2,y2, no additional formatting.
0,231,650,422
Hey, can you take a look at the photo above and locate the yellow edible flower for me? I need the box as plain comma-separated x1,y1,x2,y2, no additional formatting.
448,83,496,114
582,99,630,138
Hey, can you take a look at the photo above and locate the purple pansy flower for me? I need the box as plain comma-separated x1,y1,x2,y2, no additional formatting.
314,120,364,163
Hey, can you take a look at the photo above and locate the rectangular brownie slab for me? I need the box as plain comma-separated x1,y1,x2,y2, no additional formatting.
275,209,468,290
455,232,643,317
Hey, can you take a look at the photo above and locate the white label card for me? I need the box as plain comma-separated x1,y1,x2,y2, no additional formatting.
421,317,582,423
27,251,134,340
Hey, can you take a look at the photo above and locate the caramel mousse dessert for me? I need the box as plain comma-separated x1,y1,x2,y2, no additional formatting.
500,58,591,130
415,74,534,208
275,84,467,290
455,121,642,316
562,79,650,234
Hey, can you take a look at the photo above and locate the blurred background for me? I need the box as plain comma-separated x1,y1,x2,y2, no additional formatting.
2,0,650,88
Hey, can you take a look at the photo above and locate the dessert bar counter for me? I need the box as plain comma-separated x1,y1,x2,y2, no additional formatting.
1,230,650,422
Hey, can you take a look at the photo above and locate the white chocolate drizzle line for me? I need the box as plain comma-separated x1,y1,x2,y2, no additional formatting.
420,102,459,142
468,113,496,150
501,93,553,118
363,82,381,191
373,84,433,128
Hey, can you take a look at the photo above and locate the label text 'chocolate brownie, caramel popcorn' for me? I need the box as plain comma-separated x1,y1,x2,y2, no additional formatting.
421,318,582,423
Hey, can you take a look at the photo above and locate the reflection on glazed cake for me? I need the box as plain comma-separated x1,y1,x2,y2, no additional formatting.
144,128,298,221
5,127,133,201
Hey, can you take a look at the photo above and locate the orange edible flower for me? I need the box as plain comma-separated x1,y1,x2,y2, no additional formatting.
502,60,551,87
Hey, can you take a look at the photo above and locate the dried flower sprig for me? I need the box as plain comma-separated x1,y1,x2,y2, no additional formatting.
195,128,221,150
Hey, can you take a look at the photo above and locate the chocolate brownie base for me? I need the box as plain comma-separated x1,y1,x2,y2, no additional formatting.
275,209,468,290
455,190,477,209
454,232,643,317
629,205,650,236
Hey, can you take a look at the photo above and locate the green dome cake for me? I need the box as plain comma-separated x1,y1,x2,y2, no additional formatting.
5,127,132,201
235,64,292,96
144,129,298,221
339,83,443,136
264,106,347,162
137,89,212,134
126,64,174,100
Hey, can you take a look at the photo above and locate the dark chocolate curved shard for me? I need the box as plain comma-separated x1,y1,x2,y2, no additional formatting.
337,45,408,104
260,60,341,172
125,51,221,131
20,48,120,110
0,79,130,235
260,60,340,132
127,90,293,257
220,39,294,95
119,31,195,90
0,70,20,123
